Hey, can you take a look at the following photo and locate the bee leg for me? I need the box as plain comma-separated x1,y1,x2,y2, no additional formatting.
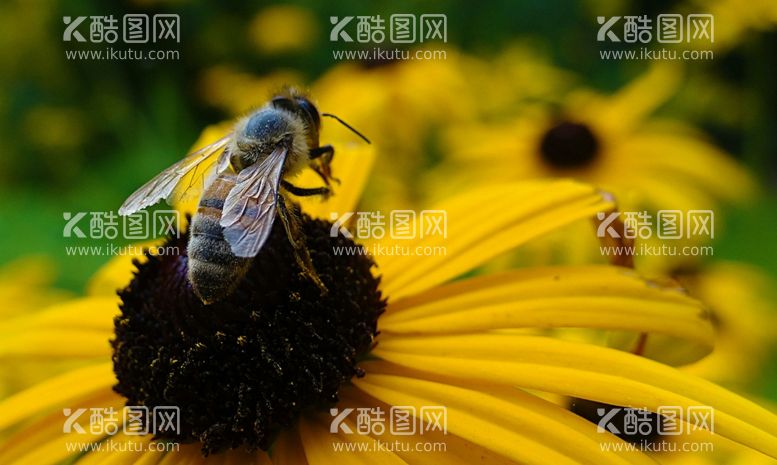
309,145,334,160
308,145,341,185
276,196,329,295
281,180,331,200
309,164,331,187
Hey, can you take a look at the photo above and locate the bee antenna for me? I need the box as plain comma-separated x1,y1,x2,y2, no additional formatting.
321,113,371,144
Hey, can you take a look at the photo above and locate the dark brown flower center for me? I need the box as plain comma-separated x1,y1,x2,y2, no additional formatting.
112,210,385,455
539,121,600,169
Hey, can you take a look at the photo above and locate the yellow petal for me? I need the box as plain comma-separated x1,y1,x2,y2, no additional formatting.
71,433,153,465
157,444,208,465
381,265,712,353
0,297,115,359
299,416,408,465
375,180,614,299
623,133,756,205
0,362,115,430
272,428,309,465
373,334,777,459
0,296,117,333
128,448,168,465
584,63,681,136
337,385,518,465
354,365,655,465
0,329,110,359
610,176,713,215
0,389,123,465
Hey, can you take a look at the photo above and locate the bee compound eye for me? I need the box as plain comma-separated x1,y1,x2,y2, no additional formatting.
271,96,296,113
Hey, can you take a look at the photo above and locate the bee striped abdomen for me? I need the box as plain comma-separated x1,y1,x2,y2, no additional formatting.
187,173,252,304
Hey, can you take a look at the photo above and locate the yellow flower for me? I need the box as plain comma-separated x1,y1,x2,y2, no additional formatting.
1,126,777,465
438,62,755,212
248,5,318,55
311,46,573,212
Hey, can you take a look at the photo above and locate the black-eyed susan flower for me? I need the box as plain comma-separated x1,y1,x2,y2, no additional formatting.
2,129,777,465
310,46,574,212
437,62,756,213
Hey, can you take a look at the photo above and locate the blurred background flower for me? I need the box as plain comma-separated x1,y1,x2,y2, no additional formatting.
249,5,319,55
436,63,755,211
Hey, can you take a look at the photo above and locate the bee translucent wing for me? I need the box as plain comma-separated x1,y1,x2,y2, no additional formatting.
118,134,232,216
220,145,288,258
169,144,233,207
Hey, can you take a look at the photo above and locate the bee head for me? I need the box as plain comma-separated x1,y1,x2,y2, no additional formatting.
270,92,370,146
271,95,320,130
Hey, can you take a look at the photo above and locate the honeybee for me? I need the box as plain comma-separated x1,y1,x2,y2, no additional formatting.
119,89,370,304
